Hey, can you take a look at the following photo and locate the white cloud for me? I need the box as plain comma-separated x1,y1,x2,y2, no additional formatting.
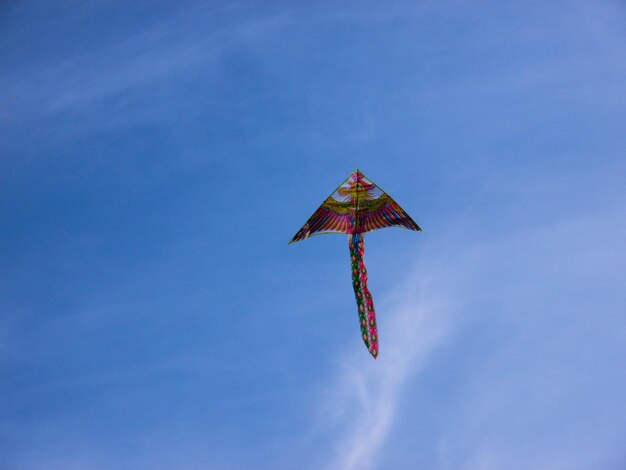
1,3,291,125
315,250,454,470
314,167,626,469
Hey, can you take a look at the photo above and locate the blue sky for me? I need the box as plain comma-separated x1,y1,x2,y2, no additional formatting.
1,1,625,469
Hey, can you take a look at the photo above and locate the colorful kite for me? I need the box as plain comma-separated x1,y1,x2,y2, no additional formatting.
290,169,421,358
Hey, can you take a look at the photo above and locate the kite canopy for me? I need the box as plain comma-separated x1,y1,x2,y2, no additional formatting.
290,169,421,243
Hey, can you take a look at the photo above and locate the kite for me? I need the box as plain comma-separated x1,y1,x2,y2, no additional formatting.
290,169,421,358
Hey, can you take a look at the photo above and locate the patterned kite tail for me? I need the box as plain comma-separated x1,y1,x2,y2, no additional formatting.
349,233,379,359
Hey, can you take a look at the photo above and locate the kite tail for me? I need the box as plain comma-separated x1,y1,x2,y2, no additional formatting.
349,233,379,359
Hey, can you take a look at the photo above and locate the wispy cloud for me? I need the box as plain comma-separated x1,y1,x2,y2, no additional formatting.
313,166,626,469
314,245,458,470
434,209,626,470
1,3,290,127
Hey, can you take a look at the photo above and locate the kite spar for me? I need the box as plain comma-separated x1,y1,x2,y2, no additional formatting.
290,169,421,358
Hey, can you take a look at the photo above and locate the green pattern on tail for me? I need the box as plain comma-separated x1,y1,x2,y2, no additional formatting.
350,233,379,358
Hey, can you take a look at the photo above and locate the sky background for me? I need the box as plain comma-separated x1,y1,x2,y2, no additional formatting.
1,1,626,469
